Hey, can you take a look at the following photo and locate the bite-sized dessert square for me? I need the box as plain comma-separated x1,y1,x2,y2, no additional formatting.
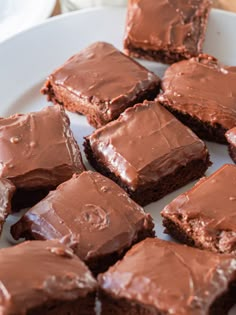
124,0,211,64
0,240,97,315
226,127,236,163
11,171,154,275
84,101,211,206
41,42,161,128
0,105,84,210
0,179,15,235
158,54,236,143
162,164,236,254
99,238,236,315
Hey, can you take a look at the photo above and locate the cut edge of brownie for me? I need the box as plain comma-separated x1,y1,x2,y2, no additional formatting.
98,284,236,315
160,103,228,144
123,1,211,64
228,144,236,164
27,292,96,315
41,80,160,129
162,215,236,255
11,211,155,276
84,138,211,206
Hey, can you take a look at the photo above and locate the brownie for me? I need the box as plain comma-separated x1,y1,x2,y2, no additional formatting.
124,0,211,64
226,127,236,163
0,105,84,210
84,101,211,206
162,164,236,254
0,240,97,315
0,179,15,235
158,54,236,143
41,42,161,128
11,171,154,275
99,238,236,315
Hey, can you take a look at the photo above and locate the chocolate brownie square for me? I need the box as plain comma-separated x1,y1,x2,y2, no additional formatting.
124,0,211,64
0,105,84,210
226,127,236,163
0,240,97,315
84,101,211,206
11,171,154,275
162,164,236,254
158,54,236,143
41,42,161,128
99,238,236,315
0,179,15,235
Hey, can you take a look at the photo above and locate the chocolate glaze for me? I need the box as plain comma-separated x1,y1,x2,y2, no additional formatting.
159,54,236,130
0,240,97,315
124,0,211,55
46,42,160,120
162,164,236,253
0,106,84,189
99,238,236,315
0,179,15,234
86,101,209,190
12,171,154,263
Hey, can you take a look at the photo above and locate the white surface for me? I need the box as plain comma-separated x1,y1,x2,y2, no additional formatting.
0,7,236,313
0,0,56,42
60,0,127,12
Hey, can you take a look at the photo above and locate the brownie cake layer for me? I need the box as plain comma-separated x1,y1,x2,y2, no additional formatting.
162,164,236,254
0,179,15,235
226,127,236,163
99,238,236,315
0,105,84,210
85,101,211,206
12,171,154,275
42,42,160,128
0,240,97,315
124,0,211,64
158,54,236,143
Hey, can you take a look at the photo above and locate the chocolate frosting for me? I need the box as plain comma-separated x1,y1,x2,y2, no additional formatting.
99,238,236,315
12,171,154,262
0,179,15,234
49,42,160,119
0,106,84,189
162,164,236,253
124,0,210,53
0,240,97,315
87,101,209,190
159,54,236,130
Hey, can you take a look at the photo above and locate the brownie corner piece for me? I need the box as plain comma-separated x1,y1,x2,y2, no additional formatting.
11,171,155,275
0,105,84,210
84,101,211,206
41,41,160,128
161,163,236,255
98,238,236,315
0,240,97,315
226,127,236,163
124,0,211,64
158,54,236,143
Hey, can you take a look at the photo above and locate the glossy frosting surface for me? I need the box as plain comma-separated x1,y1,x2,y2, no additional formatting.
226,127,236,146
50,42,160,117
13,171,153,261
124,0,210,52
88,101,208,190
159,55,236,129
0,106,84,189
0,240,97,315
99,238,236,314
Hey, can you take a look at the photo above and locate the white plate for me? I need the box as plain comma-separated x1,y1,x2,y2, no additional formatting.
0,0,56,42
0,7,236,313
